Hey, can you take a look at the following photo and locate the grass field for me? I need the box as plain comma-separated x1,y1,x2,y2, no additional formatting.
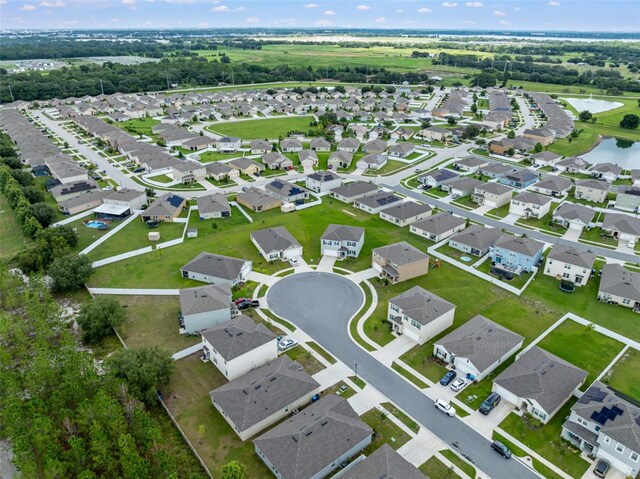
605,347,640,400
0,194,30,260
207,116,315,140
67,215,111,251
118,117,161,137
419,456,461,479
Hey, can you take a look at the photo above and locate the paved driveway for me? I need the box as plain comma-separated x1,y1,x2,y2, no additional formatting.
267,272,540,479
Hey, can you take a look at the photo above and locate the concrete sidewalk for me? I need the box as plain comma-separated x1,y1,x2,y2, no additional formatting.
88,288,180,295
345,267,378,283
246,271,281,286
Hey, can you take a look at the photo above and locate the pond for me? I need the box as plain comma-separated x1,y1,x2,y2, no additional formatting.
582,138,640,169
562,96,623,114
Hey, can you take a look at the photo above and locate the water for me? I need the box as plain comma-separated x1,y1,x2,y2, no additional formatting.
581,138,640,169
85,221,109,229
562,97,623,114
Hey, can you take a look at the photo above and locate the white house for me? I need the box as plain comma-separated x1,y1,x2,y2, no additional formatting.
544,245,595,286
320,224,365,259
509,191,553,219
410,212,466,242
379,201,433,227
179,283,232,334
181,252,252,286
306,170,342,194
250,227,303,261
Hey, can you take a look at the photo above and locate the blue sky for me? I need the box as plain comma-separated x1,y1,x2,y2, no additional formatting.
1,0,639,32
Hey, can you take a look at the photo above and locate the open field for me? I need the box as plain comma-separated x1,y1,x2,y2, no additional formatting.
118,117,161,137
207,116,315,140
0,193,30,260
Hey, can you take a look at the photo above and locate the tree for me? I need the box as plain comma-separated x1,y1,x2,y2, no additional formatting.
220,461,247,479
620,114,640,129
578,110,593,122
461,125,480,140
145,187,156,199
506,148,515,156
48,253,94,292
472,72,497,88
10,169,34,187
28,202,58,228
447,117,457,125
107,347,174,406
507,130,516,139
77,297,127,344
21,186,45,204
533,142,543,153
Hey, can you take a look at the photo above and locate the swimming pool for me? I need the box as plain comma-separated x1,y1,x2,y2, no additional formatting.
85,220,109,230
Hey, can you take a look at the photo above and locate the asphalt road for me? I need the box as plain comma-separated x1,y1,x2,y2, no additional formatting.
267,272,540,479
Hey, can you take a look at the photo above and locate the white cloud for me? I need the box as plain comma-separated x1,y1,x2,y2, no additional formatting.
245,16,260,23
375,16,386,23
121,0,135,4
144,20,153,25
442,2,458,7
493,10,506,16
40,1,65,7
499,19,509,25
417,7,431,13
20,4,37,10
303,3,319,7
323,9,335,15
548,1,560,5
395,8,403,13
356,4,370,10
0,1,8,5
464,1,483,6
212,4,244,12
314,19,333,26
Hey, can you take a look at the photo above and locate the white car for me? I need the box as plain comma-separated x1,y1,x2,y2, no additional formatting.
434,398,457,417
277,338,298,351
289,257,300,267
450,378,467,392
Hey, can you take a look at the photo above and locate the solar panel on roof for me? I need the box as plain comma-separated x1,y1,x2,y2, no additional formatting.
590,411,608,426
601,407,617,420
611,406,624,416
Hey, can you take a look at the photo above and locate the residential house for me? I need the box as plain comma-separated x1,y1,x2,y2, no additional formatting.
390,127,415,141
251,227,302,262
355,191,402,214
434,315,524,381
250,139,272,155
179,283,232,334
531,176,573,198
217,136,241,152
631,169,640,187
205,162,239,181
388,142,415,158
342,444,427,479
320,224,365,259
280,138,303,153
561,382,640,478
614,186,640,212
58,190,109,215
211,356,320,441
237,187,282,213
556,157,589,174
574,179,611,203
418,126,452,142
197,193,231,219
499,169,539,189
598,263,640,310
544,245,596,286
530,151,562,168
298,149,319,168
330,181,379,204
472,183,513,209
387,286,456,345
602,213,640,244
522,127,555,146
379,201,433,227
264,179,309,204
180,252,252,286
306,170,341,194
448,225,503,257
337,138,360,153
94,188,147,219
591,163,622,182
453,156,490,174
327,151,353,170
172,161,207,184
362,139,387,155
480,163,513,179
253,395,372,479
229,157,264,176
491,235,545,274
552,203,594,231
493,346,587,424
356,154,388,171
309,137,331,152
441,177,484,198
371,241,430,284
140,193,186,223
201,315,277,381
410,212,466,242
262,152,294,170
418,168,459,189
509,191,553,219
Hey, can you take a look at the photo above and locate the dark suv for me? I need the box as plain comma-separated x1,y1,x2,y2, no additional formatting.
491,440,512,458
479,392,501,415
439,370,457,386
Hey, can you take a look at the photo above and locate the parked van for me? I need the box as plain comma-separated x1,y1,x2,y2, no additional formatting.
479,392,501,415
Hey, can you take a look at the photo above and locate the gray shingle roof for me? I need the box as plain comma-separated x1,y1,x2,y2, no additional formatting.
380,201,432,221
251,227,301,254
412,212,466,235
357,191,402,209
343,444,427,479
197,193,230,216
253,395,372,479
552,203,594,226
547,245,596,270
475,182,513,196
105,188,145,202
599,263,640,301
534,176,573,192
321,224,365,242
307,170,340,183
512,191,553,206
179,283,231,316
436,315,524,374
494,346,587,414
143,193,186,217
181,252,250,280
450,224,503,251
389,286,455,326
331,181,379,199
602,213,640,236
201,315,276,361
576,179,611,192
373,241,429,266
211,356,319,433
494,235,545,257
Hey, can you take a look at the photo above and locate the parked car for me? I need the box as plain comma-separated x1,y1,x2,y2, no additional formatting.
593,459,610,478
479,392,501,415
434,398,456,417
289,257,299,267
439,370,457,386
133,167,146,173
236,300,252,310
489,267,514,281
450,378,467,392
251,300,260,308
491,440,512,459
234,297,250,305
278,338,298,351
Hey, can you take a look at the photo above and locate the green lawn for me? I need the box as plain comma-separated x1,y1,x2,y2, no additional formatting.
515,202,566,234
381,402,420,434
499,399,590,479
285,345,326,375
399,347,449,383
492,431,566,479
117,117,161,137
440,450,476,479
423,188,450,199
207,116,314,140
0,193,30,260
349,282,377,352
578,226,618,249
307,341,337,364
450,195,481,210
363,160,410,176
605,347,640,401
67,216,112,252
199,151,245,163
148,174,174,184
419,456,461,479
392,362,429,389
485,202,511,219
361,408,411,457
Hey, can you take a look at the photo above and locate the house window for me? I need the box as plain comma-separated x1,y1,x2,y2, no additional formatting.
577,417,588,426
623,298,631,305
616,443,625,454
630,451,639,462
564,264,571,269
563,273,570,279
410,320,422,330
604,436,611,444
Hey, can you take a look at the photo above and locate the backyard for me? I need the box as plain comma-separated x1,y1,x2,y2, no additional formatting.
605,347,640,400
207,116,314,140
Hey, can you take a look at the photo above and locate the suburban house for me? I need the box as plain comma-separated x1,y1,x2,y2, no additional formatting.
251,227,303,262
355,191,402,214
59,190,109,216
229,157,264,176
330,181,379,204
530,151,562,168
493,346,587,424
264,179,309,204
544,245,596,286
561,382,640,478
371,242,430,284
552,203,594,231
140,193,186,223
197,193,231,219
178,283,232,334
598,264,640,310
237,187,282,212
479,163,513,179
491,235,545,274
262,152,294,170
472,182,513,209
298,149,319,167
253,395,373,479
448,225,503,257
574,179,611,203
499,169,539,189
97,188,147,218
410,212,467,242
602,213,640,244
509,191,553,219
419,126,452,142
343,444,427,479
615,186,640,212
180,252,252,286
280,139,303,153
387,286,456,345
201,315,278,381
418,168,459,189
172,161,207,184
632,169,640,187
217,136,241,152
356,154,388,171
337,138,360,153
250,139,272,155
434,315,524,382
379,201,433,227
327,151,354,170
531,176,573,198
205,162,239,181
320,224,365,259
522,127,555,146
556,157,589,174
388,142,415,158
310,137,331,151
591,163,622,182
306,170,342,194
441,177,484,198
362,138,387,155
210,356,320,441
453,156,490,173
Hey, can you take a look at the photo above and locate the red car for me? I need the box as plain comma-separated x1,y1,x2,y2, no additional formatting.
234,297,250,305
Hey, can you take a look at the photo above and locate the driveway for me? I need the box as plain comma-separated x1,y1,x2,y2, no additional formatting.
266,272,539,479
562,228,582,242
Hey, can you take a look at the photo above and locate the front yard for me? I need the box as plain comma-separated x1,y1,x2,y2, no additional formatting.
485,202,511,219
360,408,411,456
578,226,618,249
